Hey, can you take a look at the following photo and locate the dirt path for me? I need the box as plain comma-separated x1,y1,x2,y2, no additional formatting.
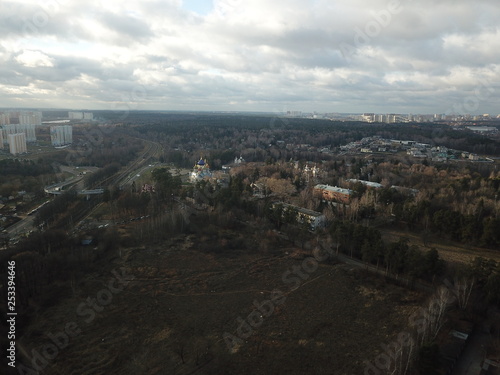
379,228,500,265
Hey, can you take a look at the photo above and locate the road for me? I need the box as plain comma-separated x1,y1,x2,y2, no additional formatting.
451,311,500,375
3,140,162,243
44,166,99,194
452,330,489,375
44,176,83,194
6,215,35,237
99,138,162,187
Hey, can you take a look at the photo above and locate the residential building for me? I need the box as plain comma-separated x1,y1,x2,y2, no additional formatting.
469,154,480,161
407,149,427,158
83,112,94,120
347,179,384,189
1,123,36,143
314,184,352,204
362,113,375,123
273,202,326,230
2,125,16,146
16,124,36,142
0,112,10,125
69,111,93,120
50,125,73,146
68,111,83,120
8,133,27,155
19,111,42,126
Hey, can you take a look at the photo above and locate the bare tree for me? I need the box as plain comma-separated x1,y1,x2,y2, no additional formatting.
454,277,475,311
428,286,451,341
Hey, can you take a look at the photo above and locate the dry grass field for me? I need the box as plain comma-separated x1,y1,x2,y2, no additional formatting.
18,233,425,375
379,226,500,266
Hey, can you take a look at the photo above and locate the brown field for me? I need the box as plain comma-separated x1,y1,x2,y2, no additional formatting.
20,234,425,375
379,226,500,266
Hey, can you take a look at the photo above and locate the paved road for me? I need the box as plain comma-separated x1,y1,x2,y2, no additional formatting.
452,330,489,375
6,215,35,236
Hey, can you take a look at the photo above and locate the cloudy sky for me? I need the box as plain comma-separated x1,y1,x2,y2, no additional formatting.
0,0,499,114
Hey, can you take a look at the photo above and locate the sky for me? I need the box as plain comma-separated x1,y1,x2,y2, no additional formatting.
0,0,499,115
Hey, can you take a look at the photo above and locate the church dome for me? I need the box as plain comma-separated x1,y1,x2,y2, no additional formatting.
197,158,205,166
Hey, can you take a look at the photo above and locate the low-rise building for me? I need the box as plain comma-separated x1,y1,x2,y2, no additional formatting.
347,179,383,189
314,184,352,203
272,202,326,230
469,154,480,161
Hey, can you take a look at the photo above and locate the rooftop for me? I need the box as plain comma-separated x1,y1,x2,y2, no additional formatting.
314,184,352,194
347,179,383,188
279,202,324,217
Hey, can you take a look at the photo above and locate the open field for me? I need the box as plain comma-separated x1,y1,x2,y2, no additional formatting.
379,226,500,266
19,234,425,375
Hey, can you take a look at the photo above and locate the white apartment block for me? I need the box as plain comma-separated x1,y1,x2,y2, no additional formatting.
1,124,36,143
68,111,84,120
69,111,93,120
8,133,27,155
19,111,42,126
2,124,17,143
16,124,36,142
0,112,10,125
50,125,73,146
0,111,42,126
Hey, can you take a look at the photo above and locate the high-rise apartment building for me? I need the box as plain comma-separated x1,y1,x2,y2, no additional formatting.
83,112,93,120
1,124,36,143
0,112,10,125
68,111,83,120
16,124,36,142
2,125,17,145
19,111,42,126
50,125,73,146
69,111,93,120
362,113,375,123
8,133,27,155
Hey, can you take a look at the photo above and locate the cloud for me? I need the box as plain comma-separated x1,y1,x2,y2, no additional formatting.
0,0,498,114
15,50,54,68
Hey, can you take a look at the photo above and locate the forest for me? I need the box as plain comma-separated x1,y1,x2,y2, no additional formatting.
1,114,500,374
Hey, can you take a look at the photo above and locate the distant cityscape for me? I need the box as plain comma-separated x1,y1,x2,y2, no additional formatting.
0,110,94,155
0,108,499,157
283,111,500,124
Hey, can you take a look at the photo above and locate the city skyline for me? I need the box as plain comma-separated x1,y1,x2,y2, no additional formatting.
0,0,499,114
